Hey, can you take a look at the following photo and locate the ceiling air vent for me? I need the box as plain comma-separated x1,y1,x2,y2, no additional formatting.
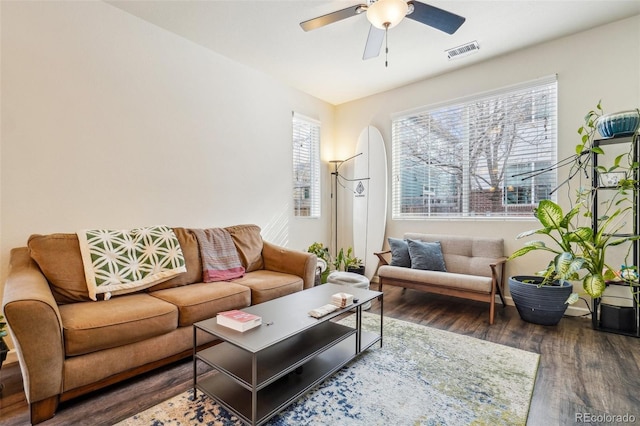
446,40,480,60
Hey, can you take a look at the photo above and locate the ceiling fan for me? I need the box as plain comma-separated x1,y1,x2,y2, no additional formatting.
300,0,465,62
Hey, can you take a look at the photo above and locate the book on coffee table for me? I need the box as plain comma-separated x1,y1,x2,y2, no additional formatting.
217,310,262,332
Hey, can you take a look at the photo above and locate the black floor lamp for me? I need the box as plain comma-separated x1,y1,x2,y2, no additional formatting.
329,153,368,258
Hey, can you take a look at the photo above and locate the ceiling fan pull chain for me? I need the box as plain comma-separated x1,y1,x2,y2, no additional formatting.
385,23,389,67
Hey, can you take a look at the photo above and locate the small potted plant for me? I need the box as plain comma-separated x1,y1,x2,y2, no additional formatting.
333,247,364,274
345,251,365,275
508,103,640,325
307,242,331,284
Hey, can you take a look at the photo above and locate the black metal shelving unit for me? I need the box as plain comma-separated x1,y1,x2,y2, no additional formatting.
591,134,640,337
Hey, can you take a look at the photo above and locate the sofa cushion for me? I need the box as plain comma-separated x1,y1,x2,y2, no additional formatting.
147,228,203,291
28,233,92,304
444,240,504,278
388,237,411,267
225,224,264,272
149,282,251,327
407,240,447,272
76,225,187,300
404,233,503,276
378,265,492,293
59,293,178,356
231,270,303,304
191,228,246,282
28,228,198,303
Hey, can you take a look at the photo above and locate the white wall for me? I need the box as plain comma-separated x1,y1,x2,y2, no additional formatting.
0,1,335,287
334,15,640,313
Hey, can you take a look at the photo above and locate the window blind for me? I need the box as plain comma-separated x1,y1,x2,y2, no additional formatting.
292,112,321,218
392,76,557,218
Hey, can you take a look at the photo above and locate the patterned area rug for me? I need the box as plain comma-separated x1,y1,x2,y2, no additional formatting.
117,313,539,426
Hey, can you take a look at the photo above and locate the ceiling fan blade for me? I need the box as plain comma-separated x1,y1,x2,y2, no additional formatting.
300,4,366,32
406,1,465,35
363,25,385,60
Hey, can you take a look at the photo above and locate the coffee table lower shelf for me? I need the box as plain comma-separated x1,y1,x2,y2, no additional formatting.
195,330,380,425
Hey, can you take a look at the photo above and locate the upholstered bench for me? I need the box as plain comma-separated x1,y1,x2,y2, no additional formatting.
375,233,507,324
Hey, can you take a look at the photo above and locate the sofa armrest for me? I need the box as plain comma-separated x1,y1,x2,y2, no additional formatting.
489,257,508,305
2,247,64,405
262,242,317,290
375,250,391,266
489,256,508,268
489,257,508,281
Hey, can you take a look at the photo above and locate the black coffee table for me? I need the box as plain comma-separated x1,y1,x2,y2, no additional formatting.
193,283,383,426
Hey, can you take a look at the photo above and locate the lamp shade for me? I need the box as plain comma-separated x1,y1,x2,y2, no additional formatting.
366,0,408,29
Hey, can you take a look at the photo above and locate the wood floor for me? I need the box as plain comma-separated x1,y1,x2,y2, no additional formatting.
1,285,639,426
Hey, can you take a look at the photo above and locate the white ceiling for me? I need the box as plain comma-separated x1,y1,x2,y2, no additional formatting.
107,1,640,105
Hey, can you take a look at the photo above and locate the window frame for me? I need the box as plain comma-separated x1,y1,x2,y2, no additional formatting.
292,112,321,218
391,76,558,220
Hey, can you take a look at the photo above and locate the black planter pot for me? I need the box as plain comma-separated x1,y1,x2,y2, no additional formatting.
347,266,365,275
509,275,573,326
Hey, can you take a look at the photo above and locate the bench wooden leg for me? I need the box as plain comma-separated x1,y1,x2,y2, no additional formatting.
31,396,59,424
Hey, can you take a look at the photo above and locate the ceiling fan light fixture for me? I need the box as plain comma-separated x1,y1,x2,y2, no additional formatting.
366,0,408,29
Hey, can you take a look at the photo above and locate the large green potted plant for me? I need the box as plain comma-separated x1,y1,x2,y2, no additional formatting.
508,103,640,325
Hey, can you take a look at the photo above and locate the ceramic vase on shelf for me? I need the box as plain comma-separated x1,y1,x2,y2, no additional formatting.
595,109,640,138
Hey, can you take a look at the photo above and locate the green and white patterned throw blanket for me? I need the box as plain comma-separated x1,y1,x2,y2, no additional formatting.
77,225,186,301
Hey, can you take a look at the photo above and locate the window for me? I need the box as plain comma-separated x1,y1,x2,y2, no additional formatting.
292,112,321,217
503,161,553,205
392,76,557,218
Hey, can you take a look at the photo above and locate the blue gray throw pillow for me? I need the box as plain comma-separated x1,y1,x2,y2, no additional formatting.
407,239,447,272
388,237,411,267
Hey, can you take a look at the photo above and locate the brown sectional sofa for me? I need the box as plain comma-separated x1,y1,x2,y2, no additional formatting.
2,224,316,424
376,233,506,325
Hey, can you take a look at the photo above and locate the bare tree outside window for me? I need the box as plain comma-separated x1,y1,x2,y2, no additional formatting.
392,78,557,218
